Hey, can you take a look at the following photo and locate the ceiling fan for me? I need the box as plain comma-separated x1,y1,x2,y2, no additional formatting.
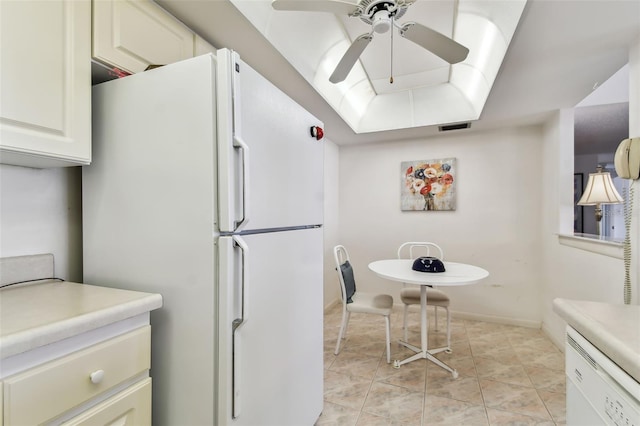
271,0,470,84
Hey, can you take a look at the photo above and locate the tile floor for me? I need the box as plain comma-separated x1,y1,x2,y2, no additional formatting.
318,304,566,425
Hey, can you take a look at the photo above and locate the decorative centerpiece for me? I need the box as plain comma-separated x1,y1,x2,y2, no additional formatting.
411,256,445,273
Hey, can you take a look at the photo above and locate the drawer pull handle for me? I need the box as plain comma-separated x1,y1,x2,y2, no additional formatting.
90,369,105,384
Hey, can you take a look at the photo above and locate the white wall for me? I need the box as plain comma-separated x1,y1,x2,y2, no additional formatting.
322,138,341,308
334,126,544,327
540,38,640,348
574,64,630,238
540,110,626,348
0,164,83,281
1,136,342,303
2,36,637,348
629,35,640,306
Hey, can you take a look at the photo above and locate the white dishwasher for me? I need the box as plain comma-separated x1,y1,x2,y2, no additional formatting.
566,326,640,426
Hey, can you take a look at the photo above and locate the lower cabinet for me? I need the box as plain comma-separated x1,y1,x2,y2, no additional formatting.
2,326,152,425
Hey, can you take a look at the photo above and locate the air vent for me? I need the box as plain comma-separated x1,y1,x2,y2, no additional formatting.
567,333,598,370
439,122,471,132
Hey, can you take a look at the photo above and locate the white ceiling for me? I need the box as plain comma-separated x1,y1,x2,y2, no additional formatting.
230,0,526,134
575,102,629,155
338,0,457,94
574,65,630,156
157,0,640,145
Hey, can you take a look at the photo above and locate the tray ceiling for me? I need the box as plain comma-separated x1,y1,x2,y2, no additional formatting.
229,0,526,133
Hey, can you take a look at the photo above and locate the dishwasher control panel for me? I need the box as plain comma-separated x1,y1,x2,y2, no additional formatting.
605,394,638,426
566,327,639,426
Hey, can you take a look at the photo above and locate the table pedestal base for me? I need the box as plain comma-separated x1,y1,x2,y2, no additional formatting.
394,341,458,378
393,286,459,377
367,259,489,381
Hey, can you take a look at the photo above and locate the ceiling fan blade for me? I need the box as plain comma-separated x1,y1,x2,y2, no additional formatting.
400,22,469,64
329,33,373,83
271,0,359,15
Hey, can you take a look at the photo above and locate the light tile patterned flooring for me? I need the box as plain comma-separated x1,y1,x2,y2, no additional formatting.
318,304,566,425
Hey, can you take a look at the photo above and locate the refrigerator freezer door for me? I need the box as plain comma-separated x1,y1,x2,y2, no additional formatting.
218,228,324,425
217,49,324,233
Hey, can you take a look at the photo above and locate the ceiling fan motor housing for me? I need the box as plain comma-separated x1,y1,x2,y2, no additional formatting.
271,0,470,84
372,10,391,33
358,0,408,29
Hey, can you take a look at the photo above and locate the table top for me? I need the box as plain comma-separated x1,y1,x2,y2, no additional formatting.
368,259,489,286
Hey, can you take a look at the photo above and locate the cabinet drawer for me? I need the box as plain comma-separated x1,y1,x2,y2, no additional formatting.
62,377,151,426
3,326,150,426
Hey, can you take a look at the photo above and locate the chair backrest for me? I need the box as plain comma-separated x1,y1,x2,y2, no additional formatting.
334,245,356,304
397,242,444,260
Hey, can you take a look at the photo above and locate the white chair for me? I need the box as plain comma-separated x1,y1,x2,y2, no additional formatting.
397,242,451,347
333,245,394,363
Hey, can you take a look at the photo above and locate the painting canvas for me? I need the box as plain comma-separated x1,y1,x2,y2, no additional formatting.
401,158,456,211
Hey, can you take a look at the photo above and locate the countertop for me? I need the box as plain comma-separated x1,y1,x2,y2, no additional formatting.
0,280,163,359
553,298,640,383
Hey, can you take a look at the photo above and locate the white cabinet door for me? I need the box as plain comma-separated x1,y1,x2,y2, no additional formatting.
93,0,195,74
195,35,216,56
0,0,91,168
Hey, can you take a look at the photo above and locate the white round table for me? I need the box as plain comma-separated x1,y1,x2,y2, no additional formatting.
368,259,489,377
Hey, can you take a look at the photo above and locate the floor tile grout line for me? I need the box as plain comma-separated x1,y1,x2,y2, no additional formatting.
322,307,565,425
479,328,557,425
464,321,492,426
357,356,384,425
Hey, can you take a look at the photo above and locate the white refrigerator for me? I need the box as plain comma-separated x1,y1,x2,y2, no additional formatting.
83,50,324,426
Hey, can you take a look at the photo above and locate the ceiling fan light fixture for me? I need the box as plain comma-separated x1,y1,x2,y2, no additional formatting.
371,10,391,33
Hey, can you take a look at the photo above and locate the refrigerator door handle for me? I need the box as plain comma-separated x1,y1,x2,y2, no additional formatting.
232,235,248,327
233,135,250,232
231,235,248,419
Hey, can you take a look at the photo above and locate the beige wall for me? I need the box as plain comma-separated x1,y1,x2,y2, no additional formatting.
3,38,637,349
540,38,640,348
540,110,626,348
331,126,545,327
630,36,640,307
324,38,640,348
322,138,341,308
0,164,83,281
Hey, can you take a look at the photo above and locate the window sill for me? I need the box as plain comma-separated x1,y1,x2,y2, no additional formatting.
557,233,624,259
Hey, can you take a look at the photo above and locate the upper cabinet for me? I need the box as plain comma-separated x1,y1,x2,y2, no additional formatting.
195,35,217,57
1,0,216,168
0,0,92,168
93,0,197,74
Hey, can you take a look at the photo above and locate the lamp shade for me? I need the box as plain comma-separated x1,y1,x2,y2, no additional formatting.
577,170,623,206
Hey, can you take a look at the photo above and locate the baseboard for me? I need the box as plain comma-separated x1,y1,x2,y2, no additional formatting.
324,299,340,311
450,310,541,329
541,322,565,352
326,301,543,330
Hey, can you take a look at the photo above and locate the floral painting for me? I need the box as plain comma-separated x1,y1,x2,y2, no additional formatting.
401,158,456,211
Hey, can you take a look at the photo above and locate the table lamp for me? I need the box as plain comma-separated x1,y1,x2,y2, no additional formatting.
577,165,623,235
